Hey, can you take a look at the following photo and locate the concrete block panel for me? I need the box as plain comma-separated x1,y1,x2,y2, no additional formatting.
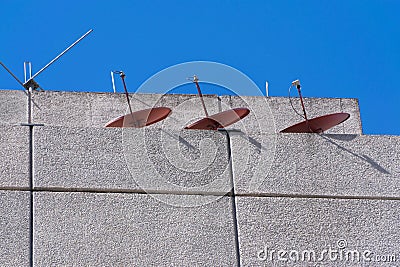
34,126,132,190
31,91,220,129
0,125,29,188
34,192,237,266
236,196,400,266
340,98,362,134
231,133,400,197
224,95,362,134
34,126,232,196
0,191,30,267
0,89,27,124
32,91,92,127
31,91,140,128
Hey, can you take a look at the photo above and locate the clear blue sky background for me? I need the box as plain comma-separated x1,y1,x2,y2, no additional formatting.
1,0,399,135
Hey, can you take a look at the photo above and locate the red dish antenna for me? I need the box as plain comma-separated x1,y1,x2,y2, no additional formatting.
105,107,171,128
184,75,250,130
104,71,171,128
280,80,350,133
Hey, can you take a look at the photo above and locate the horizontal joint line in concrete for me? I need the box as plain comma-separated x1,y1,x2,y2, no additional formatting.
0,187,31,192
30,187,233,197
236,192,400,201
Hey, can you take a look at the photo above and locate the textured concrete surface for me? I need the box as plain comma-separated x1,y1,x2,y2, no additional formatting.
34,192,237,266
0,89,27,124
340,98,363,134
34,126,232,196
0,191,30,267
34,126,132,190
231,133,400,197
1,89,398,266
236,196,400,266
0,125,29,188
222,95,362,134
31,90,220,129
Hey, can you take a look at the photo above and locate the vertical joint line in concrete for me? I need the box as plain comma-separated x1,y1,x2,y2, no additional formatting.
339,98,345,134
27,89,34,267
225,131,241,267
28,125,34,267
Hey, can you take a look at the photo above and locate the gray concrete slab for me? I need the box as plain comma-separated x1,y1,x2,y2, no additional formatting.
0,125,29,188
34,126,232,198
340,98,363,134
231,133,400,197
0,191,30,267
32,91,92,127
0,89,27,124
236,196,400,266
34,192,237,266
30,90,362,134
31,91,220,129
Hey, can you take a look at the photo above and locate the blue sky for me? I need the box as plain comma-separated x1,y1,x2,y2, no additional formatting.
1,0,399,135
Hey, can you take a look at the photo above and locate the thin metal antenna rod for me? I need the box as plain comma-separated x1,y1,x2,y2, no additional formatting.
296,84,308,122
293,80,313,132
29,62,32,79
26,29,93,83
24,62,27,82
292,80,309,121
111,71,116,93
118,72,133,115
0,61,25,87
24,62,32,82
192,75,209,117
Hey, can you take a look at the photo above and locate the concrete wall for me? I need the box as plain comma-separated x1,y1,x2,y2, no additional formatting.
31,90,362,133
0,89,399,266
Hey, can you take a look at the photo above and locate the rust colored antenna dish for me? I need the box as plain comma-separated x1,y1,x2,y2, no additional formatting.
280,80,350,133
104,107,171,128
184,75,250,130
104,71,171,128
280,112,350,133
185,108,250,130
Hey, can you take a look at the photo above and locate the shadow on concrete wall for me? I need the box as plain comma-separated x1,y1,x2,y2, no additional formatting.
319,134,390,175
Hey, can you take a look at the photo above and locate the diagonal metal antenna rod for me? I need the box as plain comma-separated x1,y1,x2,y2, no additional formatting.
114,71,133,115
297,84,308,122
292,79,314,132
25,29,93,84
0,61,25,87
192,75,209,117
292,80,308,121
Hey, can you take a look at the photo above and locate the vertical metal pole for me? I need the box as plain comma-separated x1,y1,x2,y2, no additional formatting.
24,62,28,83
29,62,32,79
25,63,33,123
28,87,32,123
111,71,116,93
